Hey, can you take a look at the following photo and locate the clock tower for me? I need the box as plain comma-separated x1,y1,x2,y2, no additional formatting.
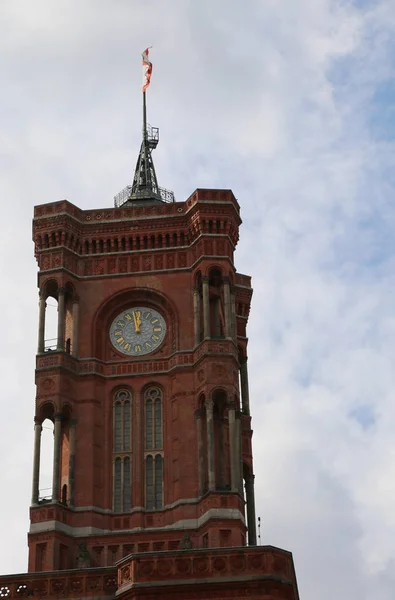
30,179,256,571
13,57,301,600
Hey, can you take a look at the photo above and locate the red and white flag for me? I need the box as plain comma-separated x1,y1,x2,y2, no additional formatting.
142,47,152,92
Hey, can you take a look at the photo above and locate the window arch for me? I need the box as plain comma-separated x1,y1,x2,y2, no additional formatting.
144,387,163,510
113,389,132,512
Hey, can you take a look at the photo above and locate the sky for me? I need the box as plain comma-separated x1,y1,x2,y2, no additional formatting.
0,0,395,598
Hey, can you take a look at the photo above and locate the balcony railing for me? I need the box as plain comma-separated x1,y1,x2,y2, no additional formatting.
114,185,175,208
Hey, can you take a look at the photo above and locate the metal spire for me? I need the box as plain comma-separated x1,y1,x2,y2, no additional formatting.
114,54,175,208
129,91,162,203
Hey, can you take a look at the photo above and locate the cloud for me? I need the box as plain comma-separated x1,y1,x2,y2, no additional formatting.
0,1,395,598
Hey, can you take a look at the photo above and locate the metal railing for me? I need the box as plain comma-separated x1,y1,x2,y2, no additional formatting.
114,185,133,207
114,185,175,208
44,338,57,352
159,187,175,203
38,487,52,503
146,124,159,149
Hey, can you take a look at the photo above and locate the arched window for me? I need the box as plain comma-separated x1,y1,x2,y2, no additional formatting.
145,387,163,510
113,389,132,512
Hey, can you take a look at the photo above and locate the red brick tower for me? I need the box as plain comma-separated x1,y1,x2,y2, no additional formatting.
30,189,256,571
16,66,300,599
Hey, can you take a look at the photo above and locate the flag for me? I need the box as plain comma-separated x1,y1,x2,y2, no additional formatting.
142,47,152,92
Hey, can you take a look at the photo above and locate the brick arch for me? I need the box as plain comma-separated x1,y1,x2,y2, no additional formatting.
194,269,202,287
61,403,73,421
111,384,133,398
200,263,224,278
92,287,179,360
140,381,165,396
198,392,206,410
64,281,77,301
210,387,228,403
41,277,59,300
37,401,56,423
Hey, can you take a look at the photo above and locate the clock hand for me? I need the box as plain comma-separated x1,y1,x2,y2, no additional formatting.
132,311,139,333
133,311,141,334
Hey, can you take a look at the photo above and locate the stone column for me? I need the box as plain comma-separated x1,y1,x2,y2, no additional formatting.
57,288,65,351
37,292,46,354
218,416,225,487
205,399,215,490
68,419,76,506
195,409,205,495
230,288,236,339
202,277,210,339
236,411,243,492
223,278,232,338
193,288,201,346
31,419,42,505
245,474,257,545
228,402,238,491
240,360,250,416
52,413,63,502
72,299,79,357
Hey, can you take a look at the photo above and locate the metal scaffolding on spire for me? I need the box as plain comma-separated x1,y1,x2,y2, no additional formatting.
114,49,175,208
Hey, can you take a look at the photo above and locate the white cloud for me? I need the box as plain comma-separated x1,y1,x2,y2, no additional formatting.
0,1,394,598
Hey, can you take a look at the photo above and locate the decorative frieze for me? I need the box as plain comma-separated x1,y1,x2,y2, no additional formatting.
36,339,238,377
0,570,117,599
116,546,296,591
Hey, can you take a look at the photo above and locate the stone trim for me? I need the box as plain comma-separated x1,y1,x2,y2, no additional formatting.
29,507,245,537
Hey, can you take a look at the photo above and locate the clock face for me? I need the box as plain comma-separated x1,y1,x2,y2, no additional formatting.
109,307,166,356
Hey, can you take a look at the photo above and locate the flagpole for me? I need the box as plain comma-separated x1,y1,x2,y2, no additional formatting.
143,90,147,139
143,90,149,195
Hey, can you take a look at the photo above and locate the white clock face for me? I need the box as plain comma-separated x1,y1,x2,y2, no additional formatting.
109,307,166,356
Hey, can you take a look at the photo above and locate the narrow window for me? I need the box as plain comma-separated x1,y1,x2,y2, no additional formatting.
123,457,131,512
154,398,162,449
146,398,153,450
146,456,154,510
155,455,163,509
145,387,164,509
114,458,122,512
124,400,131,451
113,390,132,512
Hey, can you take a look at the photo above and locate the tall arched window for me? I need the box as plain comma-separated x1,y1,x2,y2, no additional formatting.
113,389,132,512
145,387,163,510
